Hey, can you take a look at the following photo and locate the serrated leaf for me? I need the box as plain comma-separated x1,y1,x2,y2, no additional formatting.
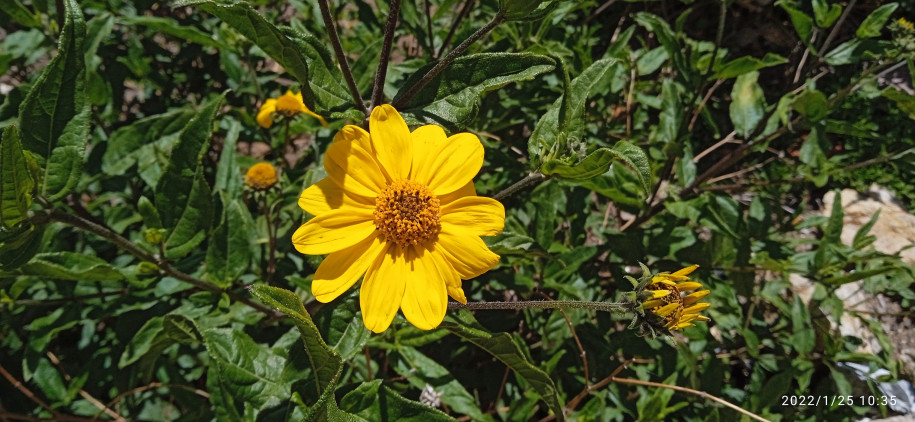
712,53,788,79
101,108,197,186
395,53,556,130
17,0,89,201
856,3,898,38
249,285,342,398
281,28,356,115
120,16,232,49
730,71,766,138
529,58,619,166
202,328,291,410
541,141,651,194
339,380,456,421
441,310,564,421
0,125,34,229
180,0,319,111
392,347,485,421
205,195,253,288
313,293,370,362
1,252,124,281
155,95,224,259
0,224,43,271
118,314,199,371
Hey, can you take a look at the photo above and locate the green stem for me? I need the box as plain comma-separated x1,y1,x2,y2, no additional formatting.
391,10,505,109
491,172,548,202
448,300,631,313
262,196,277,285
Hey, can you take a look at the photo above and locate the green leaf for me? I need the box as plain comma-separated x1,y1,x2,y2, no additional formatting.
0,224,43,271
633,13,690,83
2,252,124,281
213,119,242,198
17,0,89,201
712,53,788,79
313,293,371,362
529,58,619,166
395,53,556,129
155,95,224,260
823,38,892,65
777,1,816,53
852,209,880,249
812,0,842,28
339,380,456,421
541,141,651,195
102,108,196,187
814,190,843,270
729,71,766,138
792,89,829,122
202,328,293,409
249,285,342,397
205,195,253,288
33,357,67,403
392,347,485,421
657,78,682,144
282,29,358,116
0,125,34,229
499,0,557,21
179,0,318,110
0,0,41,28
856,3,898,38
119,314,199,370
120,16,232,49
441,310,564,421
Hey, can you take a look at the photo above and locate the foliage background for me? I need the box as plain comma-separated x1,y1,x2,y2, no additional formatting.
2,0,915,421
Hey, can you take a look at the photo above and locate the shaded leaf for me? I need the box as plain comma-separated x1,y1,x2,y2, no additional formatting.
777,1,816,53
0,224,43,271
392,346,485,421
205,195,253,288
0,125,34,229
121,16,232,49
2,252,124,281
0,0,41,28
441,310,564,421
339,380,456,421
633,13,690,83
101,108,197,187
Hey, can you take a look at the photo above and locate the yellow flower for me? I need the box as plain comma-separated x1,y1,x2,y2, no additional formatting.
640,265,711,331
899,18,914,31
256,90,328,128
293,105,505,333
245,162,278,190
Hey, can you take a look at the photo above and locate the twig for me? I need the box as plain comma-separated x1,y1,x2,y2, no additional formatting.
448,300,630,313
370,0,403,110
11,290,128,306
34,209,282,318
101,382,209,416
45,352,125,422
392,10,505,109
611,377,770,422
317,0,367,116
687,78,725,131
538,292,590,386
491,173,548,202
423,0,434,55
691,131,737,163
437,0,475,58
0,364,55,415
818,0,857,60
490,366,510,413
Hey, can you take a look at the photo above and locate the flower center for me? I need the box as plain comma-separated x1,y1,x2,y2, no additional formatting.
645,283,684,327
374,180,441,247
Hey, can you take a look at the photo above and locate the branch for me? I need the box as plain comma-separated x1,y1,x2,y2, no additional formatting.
317,0,367,116
491,172,548,202
370,0,403,110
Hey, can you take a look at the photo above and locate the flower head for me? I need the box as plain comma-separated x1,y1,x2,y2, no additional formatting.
245,162,278,190
899,17,914,31
257,90,328,128
293,105,505,333
629,264,710,337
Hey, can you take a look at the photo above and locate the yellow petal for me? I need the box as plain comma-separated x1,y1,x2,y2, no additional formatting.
654,303,679,317
360,244,406,333
673,322,694,330
400,247,448,330
434,229,500,279
683,290,710,306
438,181,476,206
291,208,375,255
649,290,672,298
642,299,664,309
325,125,388,197
447,285,467,304
427,244,462,289
369,104,412,180
256,99,276,128
676,281,703,292
651,276,677,286
441,196,505,237
410,125,447,182
422,132,484,196
299,178,375,216
312,233,386,302
672,264,699,278
683,302,711,314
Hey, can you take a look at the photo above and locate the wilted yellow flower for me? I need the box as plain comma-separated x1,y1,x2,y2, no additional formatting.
899,17,914,31
293,105,505,333
245,162,278,190
641,265,711,331
257,90,328,128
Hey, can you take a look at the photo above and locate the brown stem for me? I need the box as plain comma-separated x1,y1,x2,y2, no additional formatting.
45,352,125,422
0,364,56,416
34,209,282,318
611,377,770,422
491,172,548,202
370,0,403,110
317,0,367,116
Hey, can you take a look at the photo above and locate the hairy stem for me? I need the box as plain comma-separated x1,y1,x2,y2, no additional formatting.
448,300,631,313
392,11,505,109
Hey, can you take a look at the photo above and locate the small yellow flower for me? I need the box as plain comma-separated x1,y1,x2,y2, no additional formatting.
293,104,505,333
641,265,711,331
256,90,328,128
245,162,278,190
